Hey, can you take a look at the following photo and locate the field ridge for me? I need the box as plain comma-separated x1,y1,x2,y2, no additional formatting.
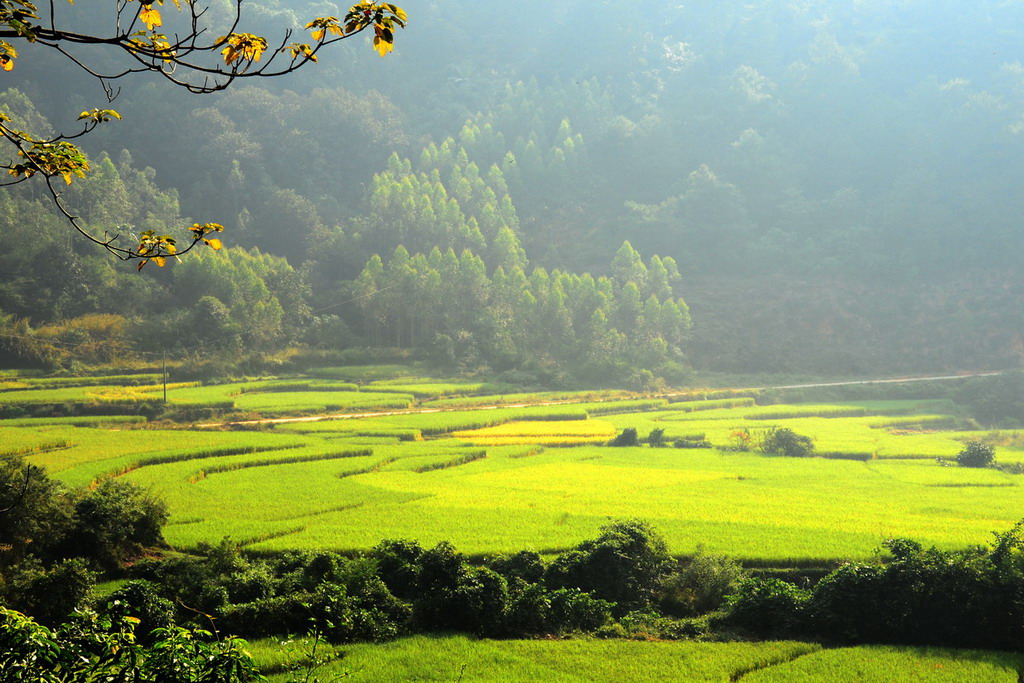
730,643,824,681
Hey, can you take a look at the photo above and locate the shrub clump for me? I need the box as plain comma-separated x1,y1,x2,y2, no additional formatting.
673,438,712,449
545,519,673,615
660,548,745,617
722,577,810,636
608,428,640,447
955,440,995,468
759,427,814,457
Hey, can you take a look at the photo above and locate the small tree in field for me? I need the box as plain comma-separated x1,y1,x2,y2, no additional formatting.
608,428,640,447
759,427,814,458
646,428,667,448
956,441,995,468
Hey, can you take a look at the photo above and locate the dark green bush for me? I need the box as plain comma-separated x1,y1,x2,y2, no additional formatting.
807,538,1003,648
759,427,814,457
545,519,672,615
507,582,613,635
218,593,312,639
225,565,277,604
615,610,704,640
955,440,996,468
413,544,510,635
373,538,424,600
0,607,261,683
808,563,888,642
415,541,466,593
505,582,551,635
723,577,810,636
2,558,95,627
660,549,745,617
673,438,713,449
646,428,667,447
0,457,73,566
129,555,222,615
301,551,350,588
101,580,175,643
608,427,640,447
65,479,168,569
449,567,510,635
489,550,545,583
547,587,612,632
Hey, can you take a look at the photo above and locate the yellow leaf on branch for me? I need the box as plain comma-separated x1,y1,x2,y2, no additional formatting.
218,33,268,64
140,6,162,30
373,35,393,57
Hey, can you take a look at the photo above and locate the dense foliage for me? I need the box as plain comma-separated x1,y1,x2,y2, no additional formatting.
956,440,997,468
1,607,261,683
759,427,815,458
0,456,167,623
725,527,1024,650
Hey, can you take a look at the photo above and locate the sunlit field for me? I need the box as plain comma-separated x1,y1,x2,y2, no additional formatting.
5,370,1022,563
246,635,1024,683
132,442,1023,561
742,645,1024,682
453,419,618,445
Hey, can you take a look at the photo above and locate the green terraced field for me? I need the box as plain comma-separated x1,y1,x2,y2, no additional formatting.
248,636,1023,682
163,380,414,413
138,442,1022,561
4,374,1022,561
420,388,630,409
743,645,1023,682
4,424,306,487
4,370,1023,681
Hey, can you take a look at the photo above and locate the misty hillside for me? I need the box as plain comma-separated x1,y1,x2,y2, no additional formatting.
2,0,1022,380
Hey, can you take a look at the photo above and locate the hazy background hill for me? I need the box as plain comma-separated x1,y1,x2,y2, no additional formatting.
2,0,1023,378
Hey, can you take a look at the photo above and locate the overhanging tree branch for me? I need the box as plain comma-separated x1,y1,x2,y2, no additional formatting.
0,0,407,265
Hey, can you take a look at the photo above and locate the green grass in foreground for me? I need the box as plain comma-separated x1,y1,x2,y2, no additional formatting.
249,636,1023,682
254,635,819,682
743,645,1023,682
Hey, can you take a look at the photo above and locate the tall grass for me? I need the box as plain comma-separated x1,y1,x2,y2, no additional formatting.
189,448,373,482
254,635,823,683
0,415,146,427
667,397,757,412
20,374,163,388
413,450,487,473
743,645,1023,682
421,389,630,409
453,419,617,446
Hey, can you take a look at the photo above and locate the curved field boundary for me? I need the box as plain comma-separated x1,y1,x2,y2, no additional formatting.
413,450,487,473
187,448,373,482
98,444,306,481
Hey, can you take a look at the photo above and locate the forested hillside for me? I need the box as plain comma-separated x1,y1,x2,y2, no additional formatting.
2,0,1023,380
